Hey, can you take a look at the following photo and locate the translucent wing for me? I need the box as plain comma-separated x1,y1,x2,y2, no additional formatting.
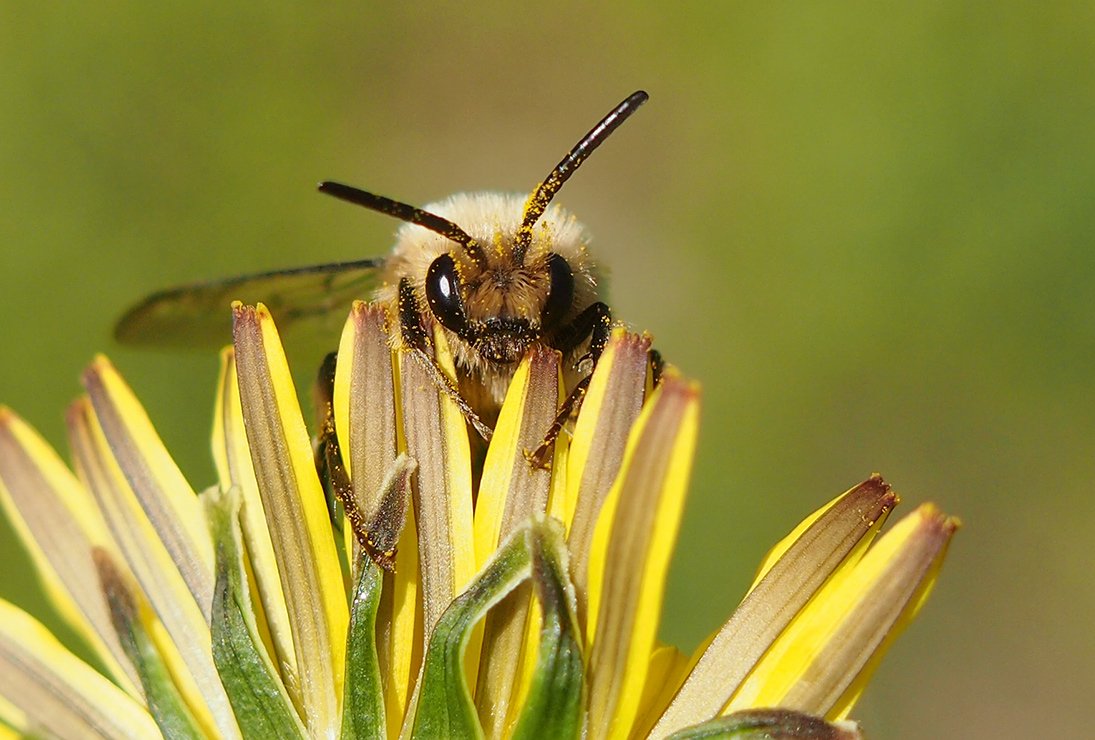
115,258,385,350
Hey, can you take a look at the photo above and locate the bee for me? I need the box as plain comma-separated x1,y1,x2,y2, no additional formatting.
116,91,652,459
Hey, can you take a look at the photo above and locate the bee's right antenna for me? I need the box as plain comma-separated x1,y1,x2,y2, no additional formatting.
319,181,489,269
513,90,649,263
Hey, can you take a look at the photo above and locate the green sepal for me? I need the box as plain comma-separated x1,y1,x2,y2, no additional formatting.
666,708,863,739
207,486,307,738
411,524,534,739
340,557,386,739
511,517,584,740
93,548,205,740
409,517,585,739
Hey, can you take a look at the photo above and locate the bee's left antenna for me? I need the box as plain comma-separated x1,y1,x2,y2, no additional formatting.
319,181,489,269
514,90,649,263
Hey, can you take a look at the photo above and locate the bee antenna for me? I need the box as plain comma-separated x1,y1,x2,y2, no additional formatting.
513,90,649,263
319,181,489,269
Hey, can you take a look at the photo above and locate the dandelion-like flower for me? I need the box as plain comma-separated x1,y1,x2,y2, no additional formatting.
0,301,958,738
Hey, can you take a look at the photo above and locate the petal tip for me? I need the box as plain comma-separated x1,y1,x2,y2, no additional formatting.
231,303,259,338
65,397,91,425
82,355,113,383
916,502,962,533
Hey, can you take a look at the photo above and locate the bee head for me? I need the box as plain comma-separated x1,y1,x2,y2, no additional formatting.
422,243,576,364
319,89,648,364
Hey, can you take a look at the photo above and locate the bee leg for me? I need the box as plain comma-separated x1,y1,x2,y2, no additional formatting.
527,302,612,468
648,347,665,387
313,351,400,572
552,301,612,367
398,278,494,442
313,352,345,525
313,353,367,548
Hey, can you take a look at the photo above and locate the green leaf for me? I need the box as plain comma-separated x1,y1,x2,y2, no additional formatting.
207,487,307,739
411,525,534,739
341,558,386,739
93,549,205,740
666,709,862,739
511,518,584,740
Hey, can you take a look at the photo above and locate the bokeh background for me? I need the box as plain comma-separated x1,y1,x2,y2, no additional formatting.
2,3,1092,737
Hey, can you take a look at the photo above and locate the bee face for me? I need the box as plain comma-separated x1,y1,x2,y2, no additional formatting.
380,193,600,368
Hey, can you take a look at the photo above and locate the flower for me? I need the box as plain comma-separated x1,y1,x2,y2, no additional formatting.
0,301,959,739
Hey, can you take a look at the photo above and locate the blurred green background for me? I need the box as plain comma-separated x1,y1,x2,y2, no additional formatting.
2,3,1092,737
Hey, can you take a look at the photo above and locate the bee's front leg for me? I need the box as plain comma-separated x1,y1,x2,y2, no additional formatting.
527,302,613,467
553,301,612,367
398,278,493,442
313,352,375,560
314,351,407,573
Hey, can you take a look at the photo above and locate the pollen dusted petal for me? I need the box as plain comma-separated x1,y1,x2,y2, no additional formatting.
334,301,399,565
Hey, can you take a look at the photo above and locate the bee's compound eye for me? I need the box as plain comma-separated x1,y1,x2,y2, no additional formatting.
425,253,468,334
541,252,574,329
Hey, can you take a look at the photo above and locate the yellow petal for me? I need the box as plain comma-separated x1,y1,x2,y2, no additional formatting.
472,346,561,738
632,642,689,738
67,399,240,738
232,303,348,736
748,475,899,591
0,408,139,695
0,599,160,739
651,476,897,736
333,305,419,734
565,331,650,624
212,348,299,701
82,356,214,616
724,504,959,717
398,327,476,634
380,497,421,737
585,373,701,740
473,346,560,567
334,302,400,565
